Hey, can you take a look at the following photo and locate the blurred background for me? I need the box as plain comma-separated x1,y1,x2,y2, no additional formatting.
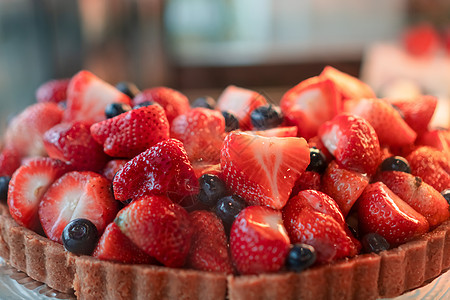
0,0,449,132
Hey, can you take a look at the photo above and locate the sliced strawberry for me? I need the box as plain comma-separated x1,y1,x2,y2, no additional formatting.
4,102,63,158
416,129,450,153
220,132,310,209
192,162,222,180
8,158,71,231
0,146,22,177
280,76,341,140
344,98,417,147
290,171,321,198
38,171,119,243
43,122,109,172
250,126,298,137
36,79,70,104
115,195,192,268
102,159,128,181
92,222,155,264
320,66,375,101
90,105,170,158
216,85,267,130
171,108,225,164
358,182,429,245
64,70,131,124
187,210,233,274
230,206,290,275
403,23,439,57
378,171,450,227
133,87,190,125
113,139,199,203
407,146,450,192
321,160,369,217
318,113,381,175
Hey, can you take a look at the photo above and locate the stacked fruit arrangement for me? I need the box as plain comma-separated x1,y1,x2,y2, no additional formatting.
0,67,449,282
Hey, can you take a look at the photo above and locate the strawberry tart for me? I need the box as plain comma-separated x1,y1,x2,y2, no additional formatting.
0,68,449,300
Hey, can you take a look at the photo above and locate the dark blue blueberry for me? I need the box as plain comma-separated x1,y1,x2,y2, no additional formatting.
222,111,240,132
215,195,246,231
62,218,99,255
441,189,450,205
306,147,327,174
133,101,156,109
250,104,283,130
198,174,228,207
380,156,411,173
361,233,390,254
115,81,140,99
0,176,10,202
286,243,316,272
191,96,216,109
105,103,132,118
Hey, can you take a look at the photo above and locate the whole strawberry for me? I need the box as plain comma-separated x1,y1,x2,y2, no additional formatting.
90,105,170,158
36,78,70,104
115,195,193,268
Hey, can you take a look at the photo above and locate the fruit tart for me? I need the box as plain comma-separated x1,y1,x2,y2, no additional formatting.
0,68,449,300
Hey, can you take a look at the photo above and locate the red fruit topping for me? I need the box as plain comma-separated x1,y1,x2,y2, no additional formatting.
344,98,417,147
321,160,369,217
290,171,321,198
307,136,333,162
407,146,450,192
4,103,63,158
93,222,155,264
319,113,381,175
403,23,439,57
133,87,190,125
171,108,225,164
102,159,128,181
0,146,22,177
416,129,450,153
358,182,429,245
220,131,310,209
36,79,70,104
90,105,170,158
250,126,298,137
216,85,268,130
187,210,233,274
280,76,341,140
64,70,131,124
115,195,192,268
38,171,119,243
320,66,375,101
8,158,71,231
43,122,109,171
113,139,199,203
192,162,222,180
230,206,290,275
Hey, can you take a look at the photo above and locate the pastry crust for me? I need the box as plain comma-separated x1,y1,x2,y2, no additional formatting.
0,203,449,300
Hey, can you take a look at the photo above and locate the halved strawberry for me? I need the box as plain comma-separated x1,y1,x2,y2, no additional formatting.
403,23,439,57
416,129,450,153
318,113,381,175
320,66,376,101
216,85,267,130
321,160,369,217
133,87,190,125
38,171,119,243
64,70,131,124
220,132,310,209
250,126,298,137
90,105,170,158
171,108,225,164
102,159,128,181
43,122,109,171
115,195,192,268
344,98,417,147
280,76,341,140
187,210,233,274
92,222,155,264
4,102,63,158
0,146,22,177
36,78,70,104
230,206,290,275
112,139,199,203
8,158,71,231
358,182,429,245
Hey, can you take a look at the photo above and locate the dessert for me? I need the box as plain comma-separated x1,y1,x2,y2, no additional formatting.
0,68,449,300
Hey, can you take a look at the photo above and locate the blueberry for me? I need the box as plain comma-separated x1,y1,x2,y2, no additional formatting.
191,96,216,109
286,243,317,272
361,233,390,254
215,195,246,231
441,189,450,205
115,81,140,99
105,103,132,118
62,218,99,255
250,104,283,130
198,174,228,207
133,101,156,109
222,111,240,132
0,176,10,202
380,156,411,173
306,147,327,174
